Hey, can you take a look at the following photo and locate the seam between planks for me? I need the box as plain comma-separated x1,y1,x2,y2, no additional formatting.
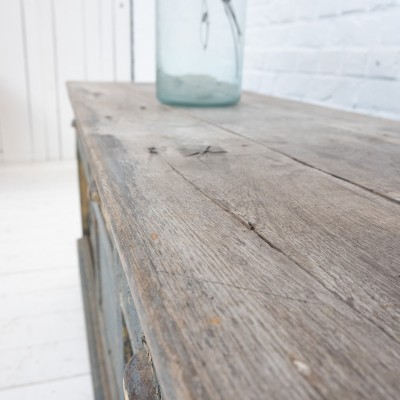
0,372,91,392
70,91,400,399
156,268,322,306
128,86,400,205
165,160,400,345
177,108,400,207
79,133,331,399
71,86,400,346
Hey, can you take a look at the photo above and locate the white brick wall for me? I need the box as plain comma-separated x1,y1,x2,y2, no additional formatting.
243,0,400,120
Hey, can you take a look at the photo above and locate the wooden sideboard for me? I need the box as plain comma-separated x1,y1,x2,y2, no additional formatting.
69,83,400,400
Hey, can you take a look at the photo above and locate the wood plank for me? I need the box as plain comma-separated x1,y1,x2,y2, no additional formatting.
82,0,115,82
69,83,400,400
93,201,125,400
0,308,85,350
136,85,400,200
0,338,90,389
0,0,32,161
100,0,116,80
53,0,86,159
0,161,92,398
186,91,400,202
22,0,61,160
133,0,156,82
78,237,111,400
0,268,80,296
70,82,400,340
0,118,4,163
116,255,144,357
82,0,102,81
21,0,46,161
113,0,132,81
0,374,93,400
241,91,400,136
0,287,83,321
0,0,134,162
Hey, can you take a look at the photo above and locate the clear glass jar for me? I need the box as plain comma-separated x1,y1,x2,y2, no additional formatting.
156,0,247,106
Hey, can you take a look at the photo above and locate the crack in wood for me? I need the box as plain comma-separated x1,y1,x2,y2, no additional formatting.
183,145,227,158
180,110,400,206
165,159,400,345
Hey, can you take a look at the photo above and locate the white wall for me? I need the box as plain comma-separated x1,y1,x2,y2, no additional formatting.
1,0,399,162
128,0,400,121
0,0,131,163
133,0,156,82
244,0,400,120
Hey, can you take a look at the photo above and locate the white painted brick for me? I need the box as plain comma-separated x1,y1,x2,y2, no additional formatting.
380,9,400,45
243,0,400,119
367,0,397,11
273,73,312,99
366,48,400,79
289,21,334,48
246,1,269,27
262,49,282,72
259,26,290,47
277,49,302,72
258,72,277,95
324,78,360,108
244,49,266,70
357,80,400,114
318,49,343,74
262,49,300,72
242,71,263,92
295,0,319,20
341,0,367,14
317,0,341,18
245,27,267,47
296,50,319,73
330,18,381,47
342,49,368,76
268,0,297,23
306,76,342,102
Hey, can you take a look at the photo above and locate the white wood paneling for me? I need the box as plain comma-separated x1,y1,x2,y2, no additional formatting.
0,0,32,162
23,0,61,160
133,0,156,82
99,0,115,80
53,0,86,159
0,0,132,162
114,0,132,80
83,0,103,80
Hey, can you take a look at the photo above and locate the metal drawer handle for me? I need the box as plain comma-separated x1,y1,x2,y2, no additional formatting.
123,343,160,400
88,182,101,205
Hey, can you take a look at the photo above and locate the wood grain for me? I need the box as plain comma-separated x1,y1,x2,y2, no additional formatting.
78,236,109,400
188,91,400,202
69,83,400,400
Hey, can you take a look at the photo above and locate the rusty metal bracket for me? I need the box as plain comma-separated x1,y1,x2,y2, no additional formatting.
123,343,161,400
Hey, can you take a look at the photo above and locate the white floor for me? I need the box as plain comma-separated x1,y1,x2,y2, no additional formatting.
0,161,94,399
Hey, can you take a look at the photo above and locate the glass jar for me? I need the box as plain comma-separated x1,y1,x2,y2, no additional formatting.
156,0,247,106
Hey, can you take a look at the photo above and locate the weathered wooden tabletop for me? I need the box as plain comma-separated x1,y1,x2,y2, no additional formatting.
68,83,400,400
